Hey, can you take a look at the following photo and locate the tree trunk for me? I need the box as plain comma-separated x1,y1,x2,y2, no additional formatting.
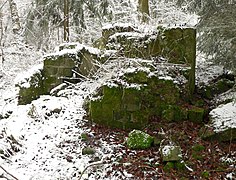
138,0,149,22
64,0,69,42
0,10,4,71
8,0,20,33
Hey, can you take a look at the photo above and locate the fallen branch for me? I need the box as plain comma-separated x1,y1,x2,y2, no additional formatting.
0,165,18,180
78,161,104,180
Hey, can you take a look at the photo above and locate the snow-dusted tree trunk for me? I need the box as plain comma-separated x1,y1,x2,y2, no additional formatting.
8,0,20,33
0,9,4,70
64,0,69,42
138,0,149,22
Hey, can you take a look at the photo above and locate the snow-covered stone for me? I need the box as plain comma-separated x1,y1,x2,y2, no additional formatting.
160,144,182,162
201,102,236,141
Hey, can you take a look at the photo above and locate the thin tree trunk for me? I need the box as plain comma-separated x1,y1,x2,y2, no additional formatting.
8,0,20,33
0,10,4,71
64,0,69,42
138,0,150,22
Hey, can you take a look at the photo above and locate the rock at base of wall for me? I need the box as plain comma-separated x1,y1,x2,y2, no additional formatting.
200,102,236,141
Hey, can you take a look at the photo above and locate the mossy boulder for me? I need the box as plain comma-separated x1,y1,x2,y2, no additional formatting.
126,130,154,149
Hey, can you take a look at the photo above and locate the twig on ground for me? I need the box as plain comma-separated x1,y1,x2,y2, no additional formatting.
0,165,19,180
78,161,104,180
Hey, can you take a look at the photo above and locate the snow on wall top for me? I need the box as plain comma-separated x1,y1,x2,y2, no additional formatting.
109,31,147,41
45,43,101,59
102,23,135,30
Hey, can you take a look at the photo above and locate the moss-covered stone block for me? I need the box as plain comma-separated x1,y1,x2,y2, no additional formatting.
188,107,205,123
162,105,187,122
126,130,154,150
89,72,183,129
161,145,182,162
17,68,44,105
90,86,148,129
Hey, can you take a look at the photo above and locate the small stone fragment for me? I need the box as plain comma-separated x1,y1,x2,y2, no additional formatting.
126,130,154,150
160,144,182,162
82,147,96,155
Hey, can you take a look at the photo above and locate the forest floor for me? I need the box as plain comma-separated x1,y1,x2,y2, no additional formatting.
86,120,235,179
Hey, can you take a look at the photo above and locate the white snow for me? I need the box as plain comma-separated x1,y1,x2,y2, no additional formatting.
161,145,175,156
15,64,43,88
209,102,236,132
102,22,134,30
47,43,101,59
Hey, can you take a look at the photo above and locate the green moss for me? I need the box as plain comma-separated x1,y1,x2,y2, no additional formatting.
201,171,210,178
125,71,148,84
80,133,90,141
162,105,187,122
188,107,205,123
89,70,185,129
17,70,44,105
82,147,96,155
175,161,186,171
163,162,175,172
163,161,187,173
126,130,154,149
192,144,205,160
